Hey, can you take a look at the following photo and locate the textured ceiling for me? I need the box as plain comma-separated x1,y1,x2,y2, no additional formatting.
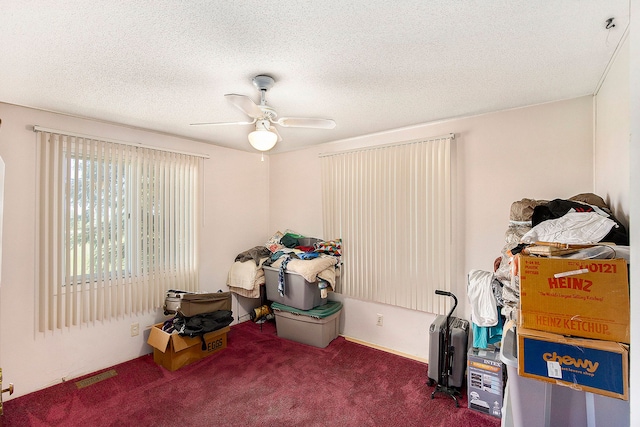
0,1,630,153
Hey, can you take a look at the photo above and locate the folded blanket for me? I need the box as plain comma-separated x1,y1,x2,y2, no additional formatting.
226,258,267,291
227,284,262,299
271,255,338,290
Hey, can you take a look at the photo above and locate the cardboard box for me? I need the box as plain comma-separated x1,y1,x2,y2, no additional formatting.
147,324,229,371
467,347,504,418
518,255,629,343
517,327,629,400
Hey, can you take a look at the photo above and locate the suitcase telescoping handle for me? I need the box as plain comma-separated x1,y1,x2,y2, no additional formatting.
435,290,458,320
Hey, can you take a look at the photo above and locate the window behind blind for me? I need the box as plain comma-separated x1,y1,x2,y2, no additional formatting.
36,129,201,331
320,134,454,314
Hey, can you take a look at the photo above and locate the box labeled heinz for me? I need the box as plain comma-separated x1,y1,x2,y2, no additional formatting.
518,255,629,343
517,327,629,400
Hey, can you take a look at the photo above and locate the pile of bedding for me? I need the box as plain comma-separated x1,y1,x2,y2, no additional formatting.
493,193,629,321
226,246,271,298
226,230,341,299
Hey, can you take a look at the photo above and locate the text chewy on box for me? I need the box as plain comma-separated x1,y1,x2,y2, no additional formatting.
518,255,629,343
517,327,629,400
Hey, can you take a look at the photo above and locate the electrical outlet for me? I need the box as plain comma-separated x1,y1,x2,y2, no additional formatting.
130,323,139,337
376,314,383,327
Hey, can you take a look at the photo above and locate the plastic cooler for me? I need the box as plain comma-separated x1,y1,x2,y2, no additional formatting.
271,301,342,348
263,265,327,310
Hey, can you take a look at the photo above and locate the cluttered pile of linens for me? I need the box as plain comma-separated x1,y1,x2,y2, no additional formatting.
226,230,341,299
467,192,630,349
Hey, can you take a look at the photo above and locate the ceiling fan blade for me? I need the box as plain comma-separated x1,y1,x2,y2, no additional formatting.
276,117,336,129
269,126,283,142
190,118,256,126
225,94,263,118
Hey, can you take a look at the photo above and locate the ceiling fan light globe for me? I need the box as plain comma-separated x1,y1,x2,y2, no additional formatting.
248,129,278,151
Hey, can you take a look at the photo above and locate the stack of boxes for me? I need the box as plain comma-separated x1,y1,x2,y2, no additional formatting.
263,250,342,348
516,255,630,400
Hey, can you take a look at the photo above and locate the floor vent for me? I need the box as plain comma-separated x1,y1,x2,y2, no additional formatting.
75,369,118,389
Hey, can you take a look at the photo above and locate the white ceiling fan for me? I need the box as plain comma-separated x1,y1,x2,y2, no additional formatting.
191,75,336,151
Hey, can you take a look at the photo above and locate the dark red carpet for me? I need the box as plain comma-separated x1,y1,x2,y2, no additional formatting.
3,321,500,426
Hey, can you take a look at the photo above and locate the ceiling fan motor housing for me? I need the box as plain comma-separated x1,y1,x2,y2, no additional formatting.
259,105,277,120
252,75,275,92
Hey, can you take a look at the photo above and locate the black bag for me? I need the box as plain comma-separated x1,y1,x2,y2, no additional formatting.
174,310,234,350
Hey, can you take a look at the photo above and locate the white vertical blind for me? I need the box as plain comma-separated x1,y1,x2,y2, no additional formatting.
36,130,201,331
320,135,454,314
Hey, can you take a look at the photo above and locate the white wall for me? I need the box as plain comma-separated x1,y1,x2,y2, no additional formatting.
594,32,632,424
0,102,270,398
269,96,595,360
628,1,639,423
595,36,630,228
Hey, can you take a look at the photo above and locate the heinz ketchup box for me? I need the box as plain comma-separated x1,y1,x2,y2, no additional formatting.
517,255,629,343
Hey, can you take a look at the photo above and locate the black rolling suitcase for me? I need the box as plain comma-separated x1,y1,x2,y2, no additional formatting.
427,290,469,406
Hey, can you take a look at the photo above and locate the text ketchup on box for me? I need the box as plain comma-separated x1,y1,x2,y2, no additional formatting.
518,254,629,343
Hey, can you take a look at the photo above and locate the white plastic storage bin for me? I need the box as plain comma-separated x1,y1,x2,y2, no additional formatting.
272,301,342,348
263,265,327,310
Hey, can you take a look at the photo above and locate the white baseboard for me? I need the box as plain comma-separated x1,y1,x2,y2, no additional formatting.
341,334,428,364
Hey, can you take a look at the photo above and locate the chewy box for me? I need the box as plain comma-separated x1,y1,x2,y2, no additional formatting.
467,347,504,418
518,255,629,343
263,265,327,310
517,327,629,400
272,301,342,348
147,324,229,371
